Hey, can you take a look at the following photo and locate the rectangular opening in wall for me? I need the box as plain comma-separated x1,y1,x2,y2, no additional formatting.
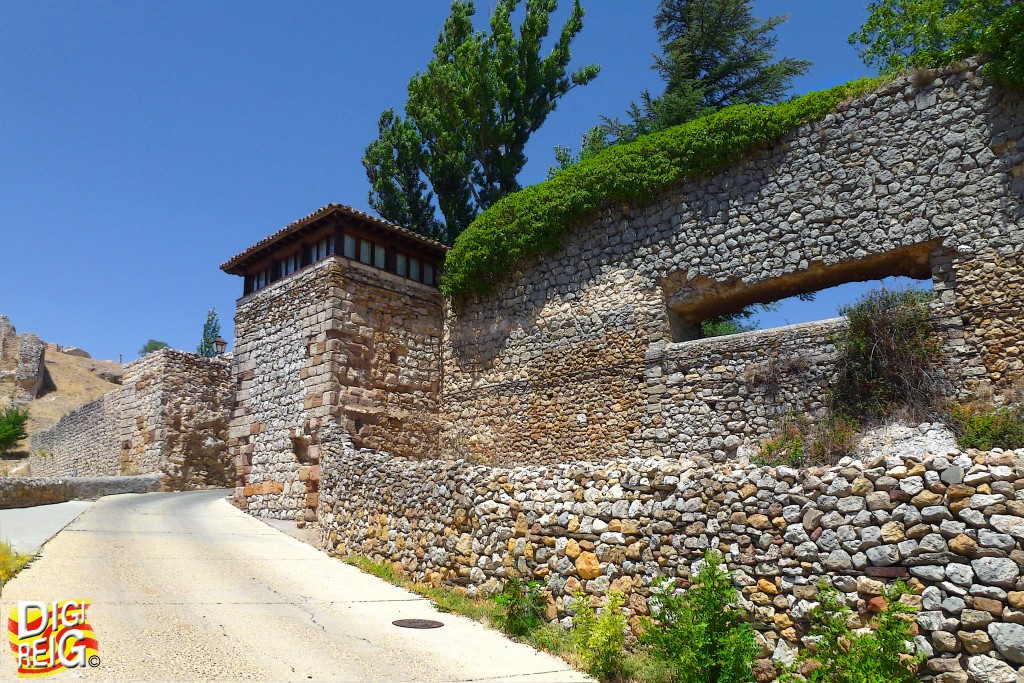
665,240,942,342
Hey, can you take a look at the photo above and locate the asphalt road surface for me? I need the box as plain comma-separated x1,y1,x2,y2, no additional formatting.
1,490,591,682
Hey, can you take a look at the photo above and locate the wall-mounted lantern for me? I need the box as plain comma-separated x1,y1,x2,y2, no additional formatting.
213,336,227,356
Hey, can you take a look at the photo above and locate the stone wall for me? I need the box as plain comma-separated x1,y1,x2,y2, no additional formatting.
0,474,163,509
640,318,844,459
440,62,1024,466
318,425,1024,683
230,256,443,520
29,349,232,487
30,394,119,476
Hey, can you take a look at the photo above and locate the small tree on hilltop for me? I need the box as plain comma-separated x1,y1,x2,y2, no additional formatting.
0,407,29,456
196,308,221,358
139,339,169,357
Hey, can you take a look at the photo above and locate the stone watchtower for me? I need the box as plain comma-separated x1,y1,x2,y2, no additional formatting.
220,203,447,521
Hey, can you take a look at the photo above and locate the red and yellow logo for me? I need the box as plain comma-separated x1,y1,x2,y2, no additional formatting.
7,601,99,678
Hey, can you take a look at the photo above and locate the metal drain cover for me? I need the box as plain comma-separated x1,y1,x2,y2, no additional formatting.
392,618,444,629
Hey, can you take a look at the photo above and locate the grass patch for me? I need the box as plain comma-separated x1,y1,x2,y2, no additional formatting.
342,555,593,671
344,554,502,623
0,541,32,585
440,76,885,299
342,553,753,683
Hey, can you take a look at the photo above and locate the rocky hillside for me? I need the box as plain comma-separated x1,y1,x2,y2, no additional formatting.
1,315,123,473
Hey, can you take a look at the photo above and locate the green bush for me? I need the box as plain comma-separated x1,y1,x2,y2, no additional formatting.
440,77,884,299
572,591,629,682
641,550,758,683
0,406,29,456
982,3,1024,90
492,577,548,637
948,403,1024,450
0,540,31,585
781,581,922,683
831,288,941,420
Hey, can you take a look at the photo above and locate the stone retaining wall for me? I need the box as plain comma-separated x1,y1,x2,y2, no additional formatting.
318,425,1024,682
0,474,163,509
440,62,1024,466
30,349,232,487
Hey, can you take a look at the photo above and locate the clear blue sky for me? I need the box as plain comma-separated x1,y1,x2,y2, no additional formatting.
1,1,879,362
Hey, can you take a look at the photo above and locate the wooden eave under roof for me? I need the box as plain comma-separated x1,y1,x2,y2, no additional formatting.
220,203,448,276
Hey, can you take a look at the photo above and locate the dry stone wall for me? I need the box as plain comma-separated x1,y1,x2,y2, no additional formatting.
317,425,1024,683
642,318,843,459
441,62,1024,466
231,256,443,520
29,349,232,487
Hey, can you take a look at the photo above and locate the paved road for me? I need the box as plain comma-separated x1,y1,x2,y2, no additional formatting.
1,490,590,682
0,500,92,553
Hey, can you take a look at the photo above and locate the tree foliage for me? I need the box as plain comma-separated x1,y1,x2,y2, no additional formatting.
849,0,1012,74
0,406,29,456
139,339,169,357
196,308,221,358
981,2,1024,89
555,0,809,170
364,0,599,244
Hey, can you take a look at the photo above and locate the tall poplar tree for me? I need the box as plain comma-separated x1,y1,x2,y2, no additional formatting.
363,109,444,242
363,0,600,244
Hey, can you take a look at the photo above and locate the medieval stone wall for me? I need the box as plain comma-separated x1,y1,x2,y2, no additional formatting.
30,394,119,476
318,425,1024,683
440,63,1024,466
641,318,844,459
231,256,443,520
29,349,232,487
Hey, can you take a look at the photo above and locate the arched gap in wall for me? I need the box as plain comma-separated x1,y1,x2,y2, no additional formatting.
665,240,944,342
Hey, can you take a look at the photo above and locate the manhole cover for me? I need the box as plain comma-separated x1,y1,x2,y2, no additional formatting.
392,618,444,629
